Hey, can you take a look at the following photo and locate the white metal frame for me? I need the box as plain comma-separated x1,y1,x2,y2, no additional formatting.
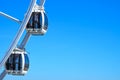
0,12,21,24
0,0,46,79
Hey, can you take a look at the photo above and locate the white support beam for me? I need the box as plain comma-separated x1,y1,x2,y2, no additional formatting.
40,0,45,7
0,70,7,80
19,32,31,49
0,32,31,80
0,0,36,69
0,0,37,79
0,12,21,24
0,0,48,79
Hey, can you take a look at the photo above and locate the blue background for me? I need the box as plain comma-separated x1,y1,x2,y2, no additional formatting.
0,0,120,80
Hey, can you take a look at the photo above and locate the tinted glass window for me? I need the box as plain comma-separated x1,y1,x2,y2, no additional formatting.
6,54,14,70
24,54,29,71
44,13,48,30
18,54,22,70
6,55,11,70
13,54,21,71
6,54,22,71
39,12,42,28
27,13,33,28
6,59,9,70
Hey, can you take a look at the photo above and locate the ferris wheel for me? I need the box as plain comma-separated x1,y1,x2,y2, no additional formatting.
0,0,48,79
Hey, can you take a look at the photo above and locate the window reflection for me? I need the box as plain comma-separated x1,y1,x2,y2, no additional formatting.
24,54,29,71
6,54,22,71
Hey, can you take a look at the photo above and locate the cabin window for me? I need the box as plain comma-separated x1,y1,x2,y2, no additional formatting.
24,54,29,71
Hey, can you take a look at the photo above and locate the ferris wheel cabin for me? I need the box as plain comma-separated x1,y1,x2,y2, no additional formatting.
5,48,29,75
26,11,48,35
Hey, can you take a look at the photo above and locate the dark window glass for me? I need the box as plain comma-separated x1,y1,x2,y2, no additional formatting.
13,54,21,71
27,13,33,28
24,54,29,71
29,15,33,28
38,12,42,28
10,55,14,70
18,54,22,70
6,54,22,71
32,12,39,29
6,57,10,70
34,13,39,22
44,13,48,30
6,54,14,70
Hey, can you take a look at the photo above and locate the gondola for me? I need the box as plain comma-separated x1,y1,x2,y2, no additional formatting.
5,48,29,75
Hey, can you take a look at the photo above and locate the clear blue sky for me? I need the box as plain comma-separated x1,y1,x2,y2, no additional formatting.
0,0,120,80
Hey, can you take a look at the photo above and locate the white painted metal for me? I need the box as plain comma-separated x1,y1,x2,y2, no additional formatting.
21,51,25,75
40,0,46,7
0,0,47,79
0,0,36,69
0,0,37,79
0,70,7,80
19,32,31,49
0,29,31,79
41,12,46,34
0,12,21,24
